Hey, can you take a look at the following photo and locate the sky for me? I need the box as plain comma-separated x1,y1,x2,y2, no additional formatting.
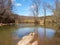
11,0,55,17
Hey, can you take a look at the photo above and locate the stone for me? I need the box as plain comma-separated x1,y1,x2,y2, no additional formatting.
17,33,38,45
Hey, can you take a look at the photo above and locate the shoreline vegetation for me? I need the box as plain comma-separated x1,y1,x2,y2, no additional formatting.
0,13,55,26
0,10,58,30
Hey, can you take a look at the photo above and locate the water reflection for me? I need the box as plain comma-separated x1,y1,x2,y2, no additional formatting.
14,27,55,40
0,24,60,45
38,28,55,39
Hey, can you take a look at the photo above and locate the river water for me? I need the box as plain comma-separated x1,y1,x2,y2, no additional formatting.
0,24,60,45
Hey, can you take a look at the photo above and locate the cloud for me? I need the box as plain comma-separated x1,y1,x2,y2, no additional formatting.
14,3,22,6
12,3,22,6
11,0,22,6
11,0,16,4
30,4,36,9
11,0,16,2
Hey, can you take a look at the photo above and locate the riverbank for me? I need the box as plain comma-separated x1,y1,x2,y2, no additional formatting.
0,23,16,27
0,23,58,30
0,23,7,26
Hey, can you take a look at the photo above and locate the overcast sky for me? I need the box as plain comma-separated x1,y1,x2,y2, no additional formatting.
11,0,55,16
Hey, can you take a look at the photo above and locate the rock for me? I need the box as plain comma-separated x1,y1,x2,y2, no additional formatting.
17,33,38,45
31,41,38,45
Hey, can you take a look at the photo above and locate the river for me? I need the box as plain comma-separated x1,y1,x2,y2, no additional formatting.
0,24,60,45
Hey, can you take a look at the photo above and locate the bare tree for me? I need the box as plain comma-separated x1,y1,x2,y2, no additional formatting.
46,0,60,29
0,0,5,15
0,0,5,23
43,2,47,26
46,0,60,21
43,2,47,45
0,0,12,15
55,0,60,26
31,0,41,24
0,0,15,23
31,0,41,44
